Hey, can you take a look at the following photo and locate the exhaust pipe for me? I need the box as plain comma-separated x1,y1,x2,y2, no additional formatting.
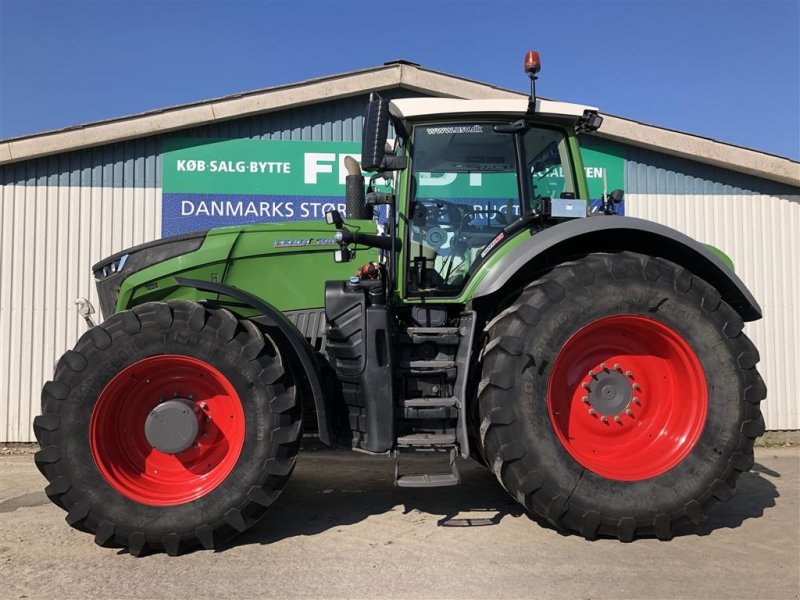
344,156,372,220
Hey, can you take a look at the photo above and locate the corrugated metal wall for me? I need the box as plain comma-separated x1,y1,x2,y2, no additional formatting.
0,144,163,442
618,143,800,431
1,99,798,441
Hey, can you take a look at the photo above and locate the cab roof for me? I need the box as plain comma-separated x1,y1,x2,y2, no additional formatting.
389,98,598,121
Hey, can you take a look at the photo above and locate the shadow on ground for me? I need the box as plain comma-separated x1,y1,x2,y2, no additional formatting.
223,450,780,551
228,451,523,550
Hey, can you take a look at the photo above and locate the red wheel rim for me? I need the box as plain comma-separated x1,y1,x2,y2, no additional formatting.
90,355,245,506
547,315,707,481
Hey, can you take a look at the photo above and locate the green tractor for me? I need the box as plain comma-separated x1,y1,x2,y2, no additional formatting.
35,53,765,555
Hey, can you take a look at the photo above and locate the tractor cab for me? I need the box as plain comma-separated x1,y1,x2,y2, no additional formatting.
328,94,606,300
391,97,599,297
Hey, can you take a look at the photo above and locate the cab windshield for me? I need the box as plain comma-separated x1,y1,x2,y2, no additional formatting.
406,122,574,295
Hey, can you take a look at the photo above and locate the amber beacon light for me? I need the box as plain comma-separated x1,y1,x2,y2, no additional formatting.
524,50,541,77
524,51,541,109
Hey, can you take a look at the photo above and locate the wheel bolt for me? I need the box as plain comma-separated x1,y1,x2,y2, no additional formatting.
588,369,596,377
626,409,634,417
625,370,634,378
633,397,641,405
614,363,622,372
582,382,591,390
601,363,609,371
600,416,609,424
582,396,590,404
614,416,623,424
588,408,597,416
199,402,208,409
632,383,641,391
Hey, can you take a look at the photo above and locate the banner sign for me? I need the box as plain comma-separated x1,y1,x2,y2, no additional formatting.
162,138,625,236
162,138,364,236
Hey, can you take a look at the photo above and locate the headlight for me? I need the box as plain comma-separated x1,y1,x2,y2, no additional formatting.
94,254,129,280
91,232,206,319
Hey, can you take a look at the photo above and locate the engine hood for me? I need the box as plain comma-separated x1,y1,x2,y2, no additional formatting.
92,220,376,319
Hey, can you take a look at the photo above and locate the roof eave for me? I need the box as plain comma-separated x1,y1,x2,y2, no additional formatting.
594,114,800,188
0,64,404,166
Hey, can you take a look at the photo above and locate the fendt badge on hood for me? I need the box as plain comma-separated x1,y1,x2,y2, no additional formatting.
274,238,338,248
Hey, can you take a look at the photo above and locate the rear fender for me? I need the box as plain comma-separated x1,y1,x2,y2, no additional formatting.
472,216,762,321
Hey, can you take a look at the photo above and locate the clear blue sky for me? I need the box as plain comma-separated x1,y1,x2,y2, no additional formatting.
1,0,798,159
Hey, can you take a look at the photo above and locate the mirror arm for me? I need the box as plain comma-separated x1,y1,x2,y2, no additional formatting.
378,155,408,171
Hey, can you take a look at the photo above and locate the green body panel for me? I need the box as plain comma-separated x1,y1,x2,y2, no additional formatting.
704,244,735,271
116,221,379,313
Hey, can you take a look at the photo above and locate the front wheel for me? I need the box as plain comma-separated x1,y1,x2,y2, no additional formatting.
477,252,766,541
34,301,303,555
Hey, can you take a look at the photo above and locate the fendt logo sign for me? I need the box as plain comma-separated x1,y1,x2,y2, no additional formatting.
162,138,624,237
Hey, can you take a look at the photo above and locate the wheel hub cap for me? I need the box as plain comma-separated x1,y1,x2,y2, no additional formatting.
144,398,201,454
587,368,633,416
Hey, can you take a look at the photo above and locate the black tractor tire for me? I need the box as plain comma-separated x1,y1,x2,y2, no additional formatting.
477,251,766,541
34,300,303,556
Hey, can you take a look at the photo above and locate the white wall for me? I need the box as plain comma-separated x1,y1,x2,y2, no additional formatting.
0,184,161,441
628,192,800,430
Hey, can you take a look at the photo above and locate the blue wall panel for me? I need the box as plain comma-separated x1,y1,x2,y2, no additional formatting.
609,140,799,197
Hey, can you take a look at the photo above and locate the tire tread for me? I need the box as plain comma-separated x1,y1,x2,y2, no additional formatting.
35,300,303,555
477,251,765,541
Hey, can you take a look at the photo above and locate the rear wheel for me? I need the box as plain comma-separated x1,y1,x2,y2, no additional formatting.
477,252,766,541
34,300,303,555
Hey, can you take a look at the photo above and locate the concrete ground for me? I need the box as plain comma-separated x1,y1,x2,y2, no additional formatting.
1,447,798,600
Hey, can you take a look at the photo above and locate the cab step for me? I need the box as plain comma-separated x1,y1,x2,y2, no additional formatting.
393,446,460,488
400,397,458,408
398,359,456,369
400,396,458,420
405,326,459,336
396,473,460,488
402,327,460,346
396,432,456,447
401,406,458,420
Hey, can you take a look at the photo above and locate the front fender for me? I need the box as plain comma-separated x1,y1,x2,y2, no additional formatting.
471,216,762,321
174,277,333,445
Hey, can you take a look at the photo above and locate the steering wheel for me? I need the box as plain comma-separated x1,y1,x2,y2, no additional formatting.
410,198,475,253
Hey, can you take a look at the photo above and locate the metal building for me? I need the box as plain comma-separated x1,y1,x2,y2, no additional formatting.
1,61,798,441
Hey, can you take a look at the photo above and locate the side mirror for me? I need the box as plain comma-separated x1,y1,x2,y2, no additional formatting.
609,189,624,204
361,94,390,172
